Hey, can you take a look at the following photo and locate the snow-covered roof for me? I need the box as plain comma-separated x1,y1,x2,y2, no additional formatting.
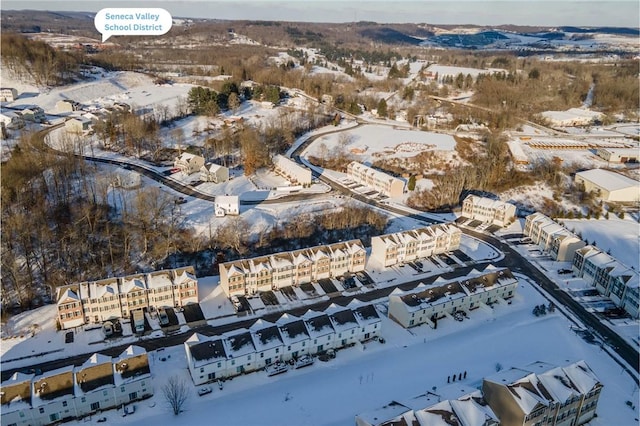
576,169,639,192
215,195,239,205
147,270,173,289
118,345,147,359
80,353,112,368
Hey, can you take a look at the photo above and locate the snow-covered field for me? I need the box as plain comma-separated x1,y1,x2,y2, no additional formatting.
560,217,640,269
38,274,640,426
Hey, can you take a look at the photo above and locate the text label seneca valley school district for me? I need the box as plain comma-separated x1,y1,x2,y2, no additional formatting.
104,12,163,31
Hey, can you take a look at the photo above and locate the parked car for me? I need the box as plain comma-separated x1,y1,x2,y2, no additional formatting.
198,386,212,396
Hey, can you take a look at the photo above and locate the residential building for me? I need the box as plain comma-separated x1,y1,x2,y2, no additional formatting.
174,152,205,175
388,267,518,328
540,108,603,127
65,116,92,134
112,168,141,189
184,302,381,385
15,105,46,123
572,245,639,318
0,87,18,102
0,111,25,129
370,224,461,268
200,162,229,183
219,240,366,297
356,384,499,426
461,195,516,227
0,346,152,426
55,266,198,329
347,161,405,198
523,213,585,262
214,195,239,217
574,169,639,202
596,148,640,164
482,360,602,426
273,154,312,185
56,99,81,113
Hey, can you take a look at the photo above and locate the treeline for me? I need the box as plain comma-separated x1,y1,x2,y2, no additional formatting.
1,33,82,86
1,132,198,311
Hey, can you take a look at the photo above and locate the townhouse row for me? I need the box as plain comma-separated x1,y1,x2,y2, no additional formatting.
1,346,152,426
346,161,405,198
388,266,518,328
572,245,639,318
184,302,381,385
356,360,602,426
523,213,586,262
273,154,312,185
56,266,198,330
461,194,517,227
219,240,367,297
370,224,462,268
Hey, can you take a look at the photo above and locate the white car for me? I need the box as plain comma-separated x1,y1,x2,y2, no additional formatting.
197,386,212,396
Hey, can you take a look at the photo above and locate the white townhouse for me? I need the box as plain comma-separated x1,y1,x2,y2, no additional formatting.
56,266,198,329
15,105,46,123
523,213,585,262
461,195,517,227
184,302,381,385
371,224,462,268
222,329,257,377
174,152,205,175
273,154,312,185
1,346,152,426
0,111,25,129
572,245,639,318
301,310,337,354
219,240,366,297
483,360,602,426
200,162,229,183
184,333,229,386
347,161,405,198
276,313,311,360
56,99,81,113
250,319,285,369
388,267,518,328
214,195,239,216
65,116,92,134
357,385,499,426
327,304,361,347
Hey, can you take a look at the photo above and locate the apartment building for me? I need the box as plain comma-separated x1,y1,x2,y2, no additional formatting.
388,267,518,328
347,161,405,198
184,303,381,385
0,87,18,102
482,360,602,426
572,245,639,318
1,346,152,426
371,224,462,268
56,266,198,329
461,195,517,227
356,385,498,426
523,213,585,262
273,154,312,185
219,240,366,297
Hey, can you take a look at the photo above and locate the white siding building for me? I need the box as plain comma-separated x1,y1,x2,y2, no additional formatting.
184,302,380,385
596,148,640,164
388,267,518,328
371,224,462,268
523,213,585,262
273,154,312,185
174,152,205,175
0,87,18,102
200,163,229,183
214,195,239,216
461,195,516,226
347,161,405,198
0,346,152,426
574,169,639,202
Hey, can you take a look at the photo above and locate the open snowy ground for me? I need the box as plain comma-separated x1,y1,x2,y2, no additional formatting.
560,217,639,269
52,275,640,426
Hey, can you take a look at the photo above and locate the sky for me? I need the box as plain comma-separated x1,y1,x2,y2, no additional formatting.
2,0,640,27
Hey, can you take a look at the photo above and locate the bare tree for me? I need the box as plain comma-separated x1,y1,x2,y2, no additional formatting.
162,375,190,416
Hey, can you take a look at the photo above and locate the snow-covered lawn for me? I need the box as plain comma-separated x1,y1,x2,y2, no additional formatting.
560,217,639,269
55,275,640,426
